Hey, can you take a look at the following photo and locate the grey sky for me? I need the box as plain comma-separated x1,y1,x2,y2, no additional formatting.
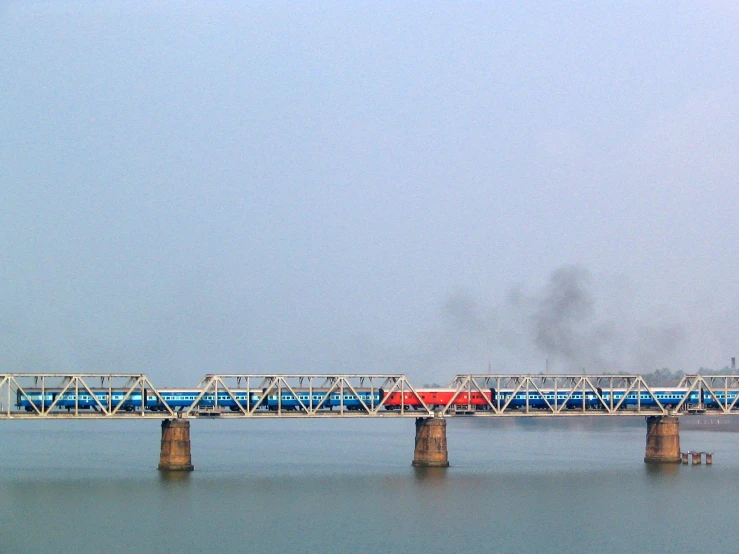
1,2,737,385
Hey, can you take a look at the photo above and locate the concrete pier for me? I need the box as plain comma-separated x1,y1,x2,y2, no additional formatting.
644,416,681,464
412,417,449,467
158,419,194,471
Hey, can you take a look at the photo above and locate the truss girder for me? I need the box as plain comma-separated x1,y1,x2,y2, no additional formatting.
4,373,739,419
674,375,739,414
185,374,434,417
445,375,684,416
0,374,176,418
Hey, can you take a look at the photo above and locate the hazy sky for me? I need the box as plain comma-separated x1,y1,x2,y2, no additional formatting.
2,2,737,385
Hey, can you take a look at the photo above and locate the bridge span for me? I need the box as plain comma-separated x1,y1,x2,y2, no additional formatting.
2,373,738,469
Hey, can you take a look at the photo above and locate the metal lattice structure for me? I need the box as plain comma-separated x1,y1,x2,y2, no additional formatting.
443,374,711,416
183,374,432,417
0,373,435,419
675,375,739,413
0,374,176,419
3,372,739,419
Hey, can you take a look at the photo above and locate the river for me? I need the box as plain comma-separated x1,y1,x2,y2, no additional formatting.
1,416,737,553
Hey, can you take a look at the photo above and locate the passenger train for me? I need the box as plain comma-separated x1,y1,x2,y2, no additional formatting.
15,386,739,412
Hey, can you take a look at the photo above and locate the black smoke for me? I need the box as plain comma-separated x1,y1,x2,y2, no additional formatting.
423,265,685,375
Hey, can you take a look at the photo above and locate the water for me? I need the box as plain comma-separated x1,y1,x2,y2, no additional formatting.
2,417,738,553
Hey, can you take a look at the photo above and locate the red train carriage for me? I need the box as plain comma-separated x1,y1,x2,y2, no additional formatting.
382,388,492,410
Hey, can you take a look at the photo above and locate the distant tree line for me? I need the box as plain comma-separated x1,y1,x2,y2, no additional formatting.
640,366,737,386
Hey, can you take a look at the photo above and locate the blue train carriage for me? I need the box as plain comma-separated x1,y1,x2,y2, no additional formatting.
573,388,678,409
328,389,382,410
581,388,719,410
147,389,268,411
16,389,55,411
490,387,705,411
16,388,148,411
264,388,383,411
492,388,603,410
149,389,201,411
195,390,265,411
690,389,739,409
16,388,269,412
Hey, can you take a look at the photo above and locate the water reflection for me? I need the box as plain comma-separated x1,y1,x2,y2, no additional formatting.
644,462,681,477
413,466,448,482
158,470,192,484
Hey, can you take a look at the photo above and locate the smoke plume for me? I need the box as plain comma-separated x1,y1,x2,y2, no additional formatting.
419,265,685,376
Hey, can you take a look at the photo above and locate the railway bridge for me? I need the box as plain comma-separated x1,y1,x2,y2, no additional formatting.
2,372,738,470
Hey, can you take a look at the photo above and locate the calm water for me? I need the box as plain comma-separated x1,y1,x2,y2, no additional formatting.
1,416,738,553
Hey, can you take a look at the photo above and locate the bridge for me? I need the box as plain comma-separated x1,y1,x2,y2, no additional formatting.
3,372,738,470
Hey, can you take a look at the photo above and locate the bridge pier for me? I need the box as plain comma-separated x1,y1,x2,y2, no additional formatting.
158,419,194,471
412,417,449,467
644,415,681,463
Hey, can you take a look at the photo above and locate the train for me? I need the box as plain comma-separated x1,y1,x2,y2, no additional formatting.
15,386,739,413
15,388,489,412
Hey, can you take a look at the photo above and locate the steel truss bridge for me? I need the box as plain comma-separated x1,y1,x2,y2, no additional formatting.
2,373,739,420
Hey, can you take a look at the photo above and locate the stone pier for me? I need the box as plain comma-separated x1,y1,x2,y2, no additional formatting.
158,419,194,471
644,415,681,464
412,417,449,467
